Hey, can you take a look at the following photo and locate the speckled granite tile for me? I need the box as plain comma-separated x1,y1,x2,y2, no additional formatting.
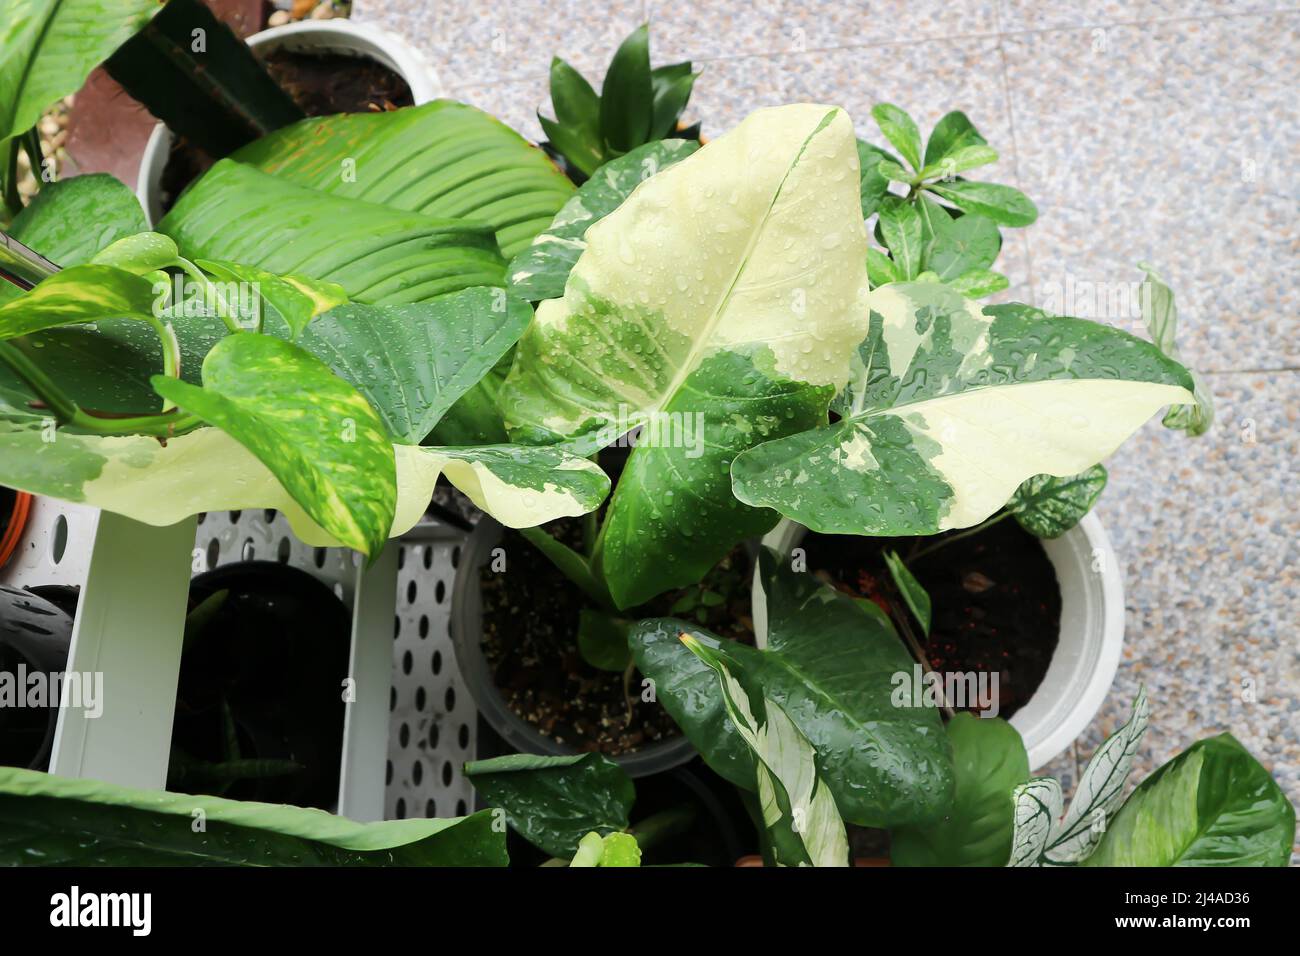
648,0,999,61
1003,14,1300,371
997,0,1290,33
1039,370,1300,860
353,0,646,83
449,76,552,144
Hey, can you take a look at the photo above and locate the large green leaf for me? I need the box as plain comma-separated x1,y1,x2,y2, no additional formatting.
0,0,160,143
153,334,397,558
296,290,532,444
682,633,848,867
230,100,574,259
8,173,148,267
0,264,158,340
0,766,505,866
507,139,700,302
102,0,304,158
464,753,634,858
501,104,872,607
158,160,507,303
1086,735,1294,867
732,283,1196,537
628,619,757,790
1007,465,1107,539
891,714,1029,866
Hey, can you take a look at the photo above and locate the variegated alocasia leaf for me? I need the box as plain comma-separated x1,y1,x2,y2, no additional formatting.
732,282,1196,537
152,334,397,559
0,265,158,339
681,633,849,868
501,104,872,608
196,259,347,340
1138,263,1214,437
1008,776,1063,867
506,138,700,302
1084,734,1295,867
1007,464,1108,539
295,289,532,444
1043,686,1149,863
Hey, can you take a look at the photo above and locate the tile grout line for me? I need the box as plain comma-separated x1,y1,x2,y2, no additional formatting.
991,2,1036,299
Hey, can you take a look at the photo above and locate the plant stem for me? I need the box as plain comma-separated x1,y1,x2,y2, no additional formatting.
175,257,243,335
908,510,1011,565
20,128,47,187
2,138,20,218
519,525,616,612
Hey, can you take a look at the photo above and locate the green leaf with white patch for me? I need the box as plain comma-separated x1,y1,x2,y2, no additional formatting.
464,752,634,858
927,180,1037,227
1138,263,1213,437
501,104,871,608
681,633,849,867
152,334,397,558
891,714,1029,866
507,139,699,302
1084,734,1295,867
883,549,930,634
1044,686,1149,863
197,259,347,340
870,103,922,172
229,99,575,259
1007,465,1108,539
731,283,1196,537
0,265,158,339
294,290,532,443
877,197,923,279
0,766,504,866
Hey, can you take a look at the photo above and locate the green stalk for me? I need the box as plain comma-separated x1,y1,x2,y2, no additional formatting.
908,510,1011,565
519,525,616,612
175,257,243,334
2,138,20,218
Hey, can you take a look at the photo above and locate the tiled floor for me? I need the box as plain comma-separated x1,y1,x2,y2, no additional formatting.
357,0,1300,854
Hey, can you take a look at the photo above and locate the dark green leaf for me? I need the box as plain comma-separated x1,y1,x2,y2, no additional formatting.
927,181,1038,227
577,608,632,672
152,334,397,558
883,549,930,634
1086,734,1295,867
924,111,987,168
296,289,532,444
1007,465,1108,538
545,57,603,176
0,765,505,865
539,113,605,179
464,753,634,858
650,72,696,140
103,0,303,157
891,714,1029,866
0,265,158,339
855,140,896,218
599,24,653,153
871,103,923,171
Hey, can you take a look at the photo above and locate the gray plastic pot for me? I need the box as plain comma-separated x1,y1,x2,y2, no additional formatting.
449,517,696,778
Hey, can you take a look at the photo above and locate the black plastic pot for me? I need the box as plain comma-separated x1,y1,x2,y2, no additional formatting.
173,561,350,808
0,585,72,770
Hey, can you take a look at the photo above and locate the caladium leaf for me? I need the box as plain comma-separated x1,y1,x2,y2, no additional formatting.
883,549,930,634
0,265,158,339
196,259,347,341
924,111,987,168
230,100,575,259
1044,685,1149,863
295,290,532,444
464,753,634,858
0,0,160,143
1085,734,1295,867
0,766,505,865
501,104,872,608
1008,776,1063,867
1138,263,1214,437
731,283,1196,537
152,334,397,559
927,180,1037,227
1007,465,1108,539
891,714,1029,866
681,633,849,867
870,103,922,172
507,139,700,302
158,160,507,304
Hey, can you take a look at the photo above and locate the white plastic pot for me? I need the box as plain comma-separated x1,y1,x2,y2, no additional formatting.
135,19,441,224
756,514,1124,771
